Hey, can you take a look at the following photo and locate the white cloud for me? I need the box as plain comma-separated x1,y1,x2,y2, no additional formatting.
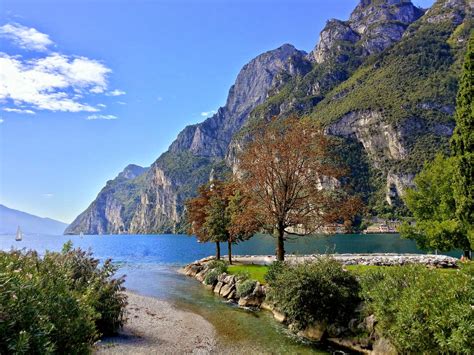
42,193,54,198
157,96,163,102
86,114,117,120
97,103,106,108
116,101,126,105
3,107,35,114
201,110,217,117
0,52,111,112
106,89,125,96
0,23,53,51
0,118,4,123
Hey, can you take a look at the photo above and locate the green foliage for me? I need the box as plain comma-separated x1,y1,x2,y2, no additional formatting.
0,244,127,353
207,260,228,274
263,261,285,285
360,265,474,354
203,270,219,285
451,31,474,249
401,154,470,251
203,194,230,244
236,279,256,298
266,257,360,330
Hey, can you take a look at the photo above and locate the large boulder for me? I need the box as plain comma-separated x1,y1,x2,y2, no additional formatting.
219,283,235,298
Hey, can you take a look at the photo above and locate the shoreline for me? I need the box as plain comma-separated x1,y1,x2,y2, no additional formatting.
95,291,216,354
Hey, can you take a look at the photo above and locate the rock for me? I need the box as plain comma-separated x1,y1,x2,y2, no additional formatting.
260,302,274,312
223,275,236,285
238,294,264,308
227,290,236,300
298,322,327,342
214,282,224,294
195,269,208,283
217,273,228,283
219,284,235,298
373,337,397,355
364,314,377,334
272,310,287,324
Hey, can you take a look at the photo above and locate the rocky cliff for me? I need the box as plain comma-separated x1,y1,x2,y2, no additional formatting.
66,0,472,234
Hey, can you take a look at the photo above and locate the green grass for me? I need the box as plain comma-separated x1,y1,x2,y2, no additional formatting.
227,261,473,284
227,264,269,284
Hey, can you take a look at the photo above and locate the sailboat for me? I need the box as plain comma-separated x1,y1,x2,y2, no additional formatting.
15,226,23,241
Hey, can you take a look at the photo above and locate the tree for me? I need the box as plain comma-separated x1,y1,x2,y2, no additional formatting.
186,180,256,263
400,154,471,254
238,116,362,261
451,32,473,253
186,183,224,259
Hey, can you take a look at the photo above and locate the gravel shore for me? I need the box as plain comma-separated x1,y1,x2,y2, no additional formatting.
95,292,216,354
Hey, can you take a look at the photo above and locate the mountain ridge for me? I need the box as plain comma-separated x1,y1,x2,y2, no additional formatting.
0,204,69,235
65,0,473,235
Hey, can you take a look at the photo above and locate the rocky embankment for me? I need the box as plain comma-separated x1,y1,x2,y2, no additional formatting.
231,253,459,267
182,254,459,354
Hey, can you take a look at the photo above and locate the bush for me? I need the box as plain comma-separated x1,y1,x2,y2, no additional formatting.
0,243,127,353
360,265,474,354
204,269,220,285
266,257,360,330
207,260,228,274
236,279,256,298
264,261,285,284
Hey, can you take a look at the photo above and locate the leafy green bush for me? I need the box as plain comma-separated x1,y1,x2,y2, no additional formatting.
207,259,228,274
204,269,220,285
0,243,127,353
266,257,360,330
360,265,474,354
264,261,285,284
236,279,256,298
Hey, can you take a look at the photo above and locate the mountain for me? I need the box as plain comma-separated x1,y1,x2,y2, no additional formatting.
66,0,473,235
0,204,68,235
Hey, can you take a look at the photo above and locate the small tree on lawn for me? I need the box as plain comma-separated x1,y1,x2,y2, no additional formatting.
400,154,471,255
237,116,362,261
451,33,473,255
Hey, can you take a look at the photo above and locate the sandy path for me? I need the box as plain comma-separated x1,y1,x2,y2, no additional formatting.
95,292,216,354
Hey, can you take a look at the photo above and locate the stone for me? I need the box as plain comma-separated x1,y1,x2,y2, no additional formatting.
219,284,235,298
364,314,377,333
298,322,327,342
214,282,224,294
195,269,208,283
217,273,228,283
238,294,264,308
272,310,287,324
373,337,397,355
223,275,236,285
227,290,236,300
260,302,274,312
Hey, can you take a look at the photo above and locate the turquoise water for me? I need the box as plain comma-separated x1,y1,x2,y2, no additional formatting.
0,233,459,353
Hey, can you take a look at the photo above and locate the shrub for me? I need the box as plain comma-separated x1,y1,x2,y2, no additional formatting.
264,261,285,284
360,265,474,354
266,257,360,330
207,260,228,274
236,279,256,298
204,269,220,285
0,243,127,353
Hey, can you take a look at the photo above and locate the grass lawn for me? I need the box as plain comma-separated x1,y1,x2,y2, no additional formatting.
227,264,269,284
227,261,473,283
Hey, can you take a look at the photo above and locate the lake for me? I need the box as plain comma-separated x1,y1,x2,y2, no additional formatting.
0,233,460,353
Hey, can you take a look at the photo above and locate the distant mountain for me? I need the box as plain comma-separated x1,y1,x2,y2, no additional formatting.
67,0,473,235
0,204,68,235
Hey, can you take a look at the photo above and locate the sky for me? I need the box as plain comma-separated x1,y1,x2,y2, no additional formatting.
0,0,435,223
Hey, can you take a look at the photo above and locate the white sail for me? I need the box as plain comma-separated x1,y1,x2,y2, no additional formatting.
15,226,23,241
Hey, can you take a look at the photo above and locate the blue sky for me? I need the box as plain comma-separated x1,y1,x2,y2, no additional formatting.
0,0,435,223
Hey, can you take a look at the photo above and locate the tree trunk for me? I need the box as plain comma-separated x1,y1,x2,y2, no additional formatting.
216,241,221,260
276,225,285,261
228,240,232,264
463,249,471,260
